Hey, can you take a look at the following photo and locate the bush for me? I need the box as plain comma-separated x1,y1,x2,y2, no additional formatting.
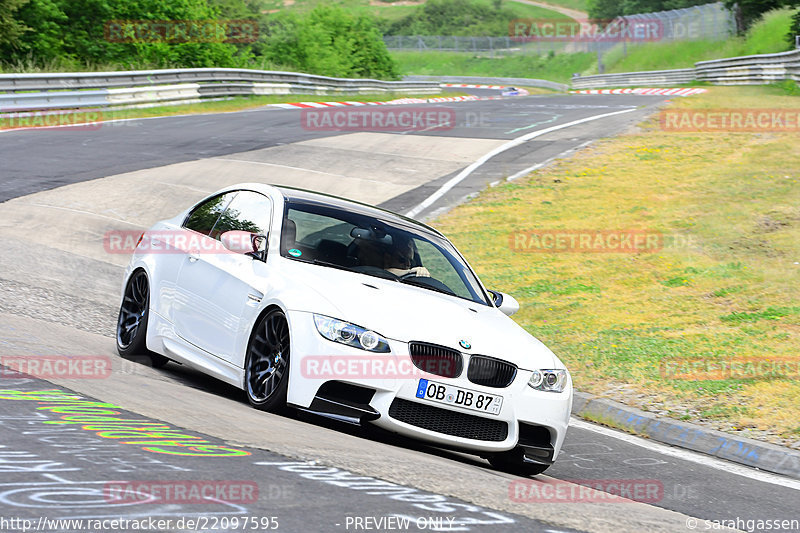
256,6,399,79
2,0,249,68
385,0,525,36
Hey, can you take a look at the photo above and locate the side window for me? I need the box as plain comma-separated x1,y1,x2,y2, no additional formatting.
211,191,272,240
183,192,237,236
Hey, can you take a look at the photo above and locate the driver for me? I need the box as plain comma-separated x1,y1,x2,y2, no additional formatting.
384,235,430,278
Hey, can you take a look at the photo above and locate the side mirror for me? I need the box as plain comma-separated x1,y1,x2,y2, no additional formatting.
220,231,267,259
489,290,519,316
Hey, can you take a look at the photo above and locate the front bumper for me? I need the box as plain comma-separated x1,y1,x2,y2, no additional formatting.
286,310,572,459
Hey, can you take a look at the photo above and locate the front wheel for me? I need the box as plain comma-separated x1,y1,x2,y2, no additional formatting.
488,447,550,476
116,270,169,368
244,308,290,412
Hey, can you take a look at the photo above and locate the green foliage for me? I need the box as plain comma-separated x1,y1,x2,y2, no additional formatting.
0,0,30,49
598,8,795,73
723,0,799,32
1,0,250,68
0,0,396,78
257,5,399,79
587,0,718,19
393,49,595,83
385,0,564,36
790,7,800,45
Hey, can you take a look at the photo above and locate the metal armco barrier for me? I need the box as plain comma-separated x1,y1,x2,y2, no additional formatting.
571,49,800,89
695,49,800,85
404,75,568,92
571,68,695,89
0,68,441,112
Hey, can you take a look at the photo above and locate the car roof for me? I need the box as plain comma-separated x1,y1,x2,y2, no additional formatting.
274,185,444,237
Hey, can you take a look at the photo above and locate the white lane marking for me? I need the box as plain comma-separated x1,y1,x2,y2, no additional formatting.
570,418,800,491
12,203,140,225
404,108,637,218
211,157,349,178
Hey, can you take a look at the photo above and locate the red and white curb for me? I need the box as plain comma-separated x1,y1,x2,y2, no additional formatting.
570,88,707,96
269,95,481,109
443,83,530,96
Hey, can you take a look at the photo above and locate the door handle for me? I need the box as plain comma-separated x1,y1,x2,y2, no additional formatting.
188,253,200,262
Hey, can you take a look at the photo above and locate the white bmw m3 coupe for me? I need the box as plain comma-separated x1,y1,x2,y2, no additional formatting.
116,184,572,475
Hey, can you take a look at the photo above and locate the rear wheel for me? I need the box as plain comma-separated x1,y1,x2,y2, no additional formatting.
488,447,550,476
116,270,169,368
245,308,290,412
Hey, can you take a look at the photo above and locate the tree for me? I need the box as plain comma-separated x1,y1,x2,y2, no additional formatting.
723,0,793,32
788,5,800,46
258,6,398,79
2,0,247,67
0,0,30,50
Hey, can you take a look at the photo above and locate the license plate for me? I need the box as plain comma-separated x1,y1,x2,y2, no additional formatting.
415,379,503,415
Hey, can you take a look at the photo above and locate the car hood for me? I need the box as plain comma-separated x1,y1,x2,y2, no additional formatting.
281,261,558,370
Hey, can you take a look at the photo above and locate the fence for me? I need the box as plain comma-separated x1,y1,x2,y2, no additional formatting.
0,68,441,112
384,2,735,59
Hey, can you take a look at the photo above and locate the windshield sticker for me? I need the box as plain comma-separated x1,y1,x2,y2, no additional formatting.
288,249,302,257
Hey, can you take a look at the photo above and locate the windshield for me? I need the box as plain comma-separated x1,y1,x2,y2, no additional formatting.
280,200,490,306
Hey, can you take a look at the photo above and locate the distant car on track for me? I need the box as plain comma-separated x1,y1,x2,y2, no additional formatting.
116,184,572,475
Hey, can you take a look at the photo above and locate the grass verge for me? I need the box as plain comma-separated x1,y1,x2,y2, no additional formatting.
396,8,798,82
431,85,800,446
393,50,595,83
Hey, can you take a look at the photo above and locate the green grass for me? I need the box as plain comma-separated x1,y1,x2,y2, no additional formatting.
599,8,798,75
396,8,798,82
524,0,587,13
432,85,800,441
261,0,569,24
393,50,594,83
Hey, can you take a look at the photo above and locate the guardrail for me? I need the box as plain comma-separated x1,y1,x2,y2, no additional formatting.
695,49,800,84
571,49,800,88
571,68,695,89
404,75,568,92
0,68,441,112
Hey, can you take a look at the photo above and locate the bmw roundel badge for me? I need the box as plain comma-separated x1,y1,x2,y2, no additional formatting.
459,340,471,350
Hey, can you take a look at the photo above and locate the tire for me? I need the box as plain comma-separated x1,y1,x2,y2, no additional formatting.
244,308,290,412
488,447,550,476
116,270,169,368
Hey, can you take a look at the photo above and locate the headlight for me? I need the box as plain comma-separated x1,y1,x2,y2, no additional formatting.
528,369,569,393
313,314,390,353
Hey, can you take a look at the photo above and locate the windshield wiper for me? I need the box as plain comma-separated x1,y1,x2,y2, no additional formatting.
398,277,456,296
